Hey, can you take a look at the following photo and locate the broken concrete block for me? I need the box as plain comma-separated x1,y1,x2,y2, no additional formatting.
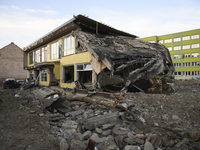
112,125,129,136
90,133,109,143
144,141,154,150
95,128,103,134
70,139,86,150
114,135,126,150
83,112,119,130
135,138,144,145
102,123,115,130
74,133,84,141
62,129,77,140
65,110,84,117
60,138,69,150
83,131,92,140
124,145,141,150
62,121,78,130
97,136,119,150
102,129,111,136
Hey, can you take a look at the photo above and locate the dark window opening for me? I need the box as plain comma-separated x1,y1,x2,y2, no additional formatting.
29,52,33,65
63,66,74,83
76,40,85,53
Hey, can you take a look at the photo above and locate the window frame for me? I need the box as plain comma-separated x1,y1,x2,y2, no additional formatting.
191,34,199,40
40,69,48,82
63,35,74,56
29,51,33,65
191,43,199,49
50,41,59,60
173,37,181,42
182,36,190,41
41,46,47,62
182,45,190,50
174,46,181,51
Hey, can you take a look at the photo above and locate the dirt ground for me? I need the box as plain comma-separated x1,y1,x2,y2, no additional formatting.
0,79,200,150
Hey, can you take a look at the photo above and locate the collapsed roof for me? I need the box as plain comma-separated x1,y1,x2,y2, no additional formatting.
72,30,175,93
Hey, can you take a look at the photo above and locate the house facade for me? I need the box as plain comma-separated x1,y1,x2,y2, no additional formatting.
23,15,137,89
140,29,200,79
0,42,27,83
24,15,174,93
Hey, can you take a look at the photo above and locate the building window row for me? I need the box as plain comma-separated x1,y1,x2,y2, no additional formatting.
173,53,199,59
174,71,200,76
159,34,199,44
174,62,200,67
168,44,199,51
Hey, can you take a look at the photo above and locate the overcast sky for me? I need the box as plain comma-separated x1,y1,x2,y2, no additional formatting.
0,0,200,49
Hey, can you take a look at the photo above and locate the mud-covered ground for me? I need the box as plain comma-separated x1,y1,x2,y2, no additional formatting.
0,80,200,150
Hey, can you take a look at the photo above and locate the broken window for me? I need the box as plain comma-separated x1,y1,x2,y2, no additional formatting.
50,41,59,59
76,63,92,87
41,69,48,82
29,52,33,65
63,35,74,56
35,49,40,63
29,70,33,79
62,65,74,83
41,46,47,62
75,40,85,53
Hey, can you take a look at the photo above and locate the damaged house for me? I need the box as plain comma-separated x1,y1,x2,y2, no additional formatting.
23,14,175,93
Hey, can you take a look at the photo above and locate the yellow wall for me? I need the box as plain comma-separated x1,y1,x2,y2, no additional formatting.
26,31,93,89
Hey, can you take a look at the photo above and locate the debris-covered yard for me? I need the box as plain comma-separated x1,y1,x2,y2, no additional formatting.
1,80,200,150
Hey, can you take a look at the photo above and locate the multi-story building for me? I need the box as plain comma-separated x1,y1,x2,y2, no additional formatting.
140,29,200,79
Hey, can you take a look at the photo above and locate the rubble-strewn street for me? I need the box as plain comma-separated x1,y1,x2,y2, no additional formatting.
1,80,200,150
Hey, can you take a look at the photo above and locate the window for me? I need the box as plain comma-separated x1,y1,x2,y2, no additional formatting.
174,55,181,59
192,53,199,58
41,46,47,62
29,70,33,79
192,71,200,76
29,52,33,65
159,40,163,44
174,37,181,42
63,65,74,83
174,72,181,76
76,63,93,87
182,45,190,50
183,62,190,67
174,63,181,67
174,46,181,51
164,39,172,43
168,47,172,51
50,41,59,59
182,36,190,41
63,35,74,56
183,71,190,76
182,54,190,58
191,34,199,40
41,69,48,82
34,49,40,63
148,41,155,43
192,62,200,66
191,44,199,49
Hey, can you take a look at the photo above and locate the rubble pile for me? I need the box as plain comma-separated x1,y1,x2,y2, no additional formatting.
1,80,200,150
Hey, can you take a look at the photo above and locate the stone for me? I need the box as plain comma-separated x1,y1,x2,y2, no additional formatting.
60,138,69,150
102,123,115,130
90,133,109,143
125,132,136,144
65,110,84,117
74,133,84,141
102,129,111,136
135,138,144,145
144,141,154,150
112,125,129,136
22,100,29,106
83,112,119,130
97,136,119,150
70,139,86,150
62,121,78,130
95,128,103,134
83,131,92,140
124,145,141,150
62,129,77,140
114,135,126,150
163,136,174,147
156,148,162,150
